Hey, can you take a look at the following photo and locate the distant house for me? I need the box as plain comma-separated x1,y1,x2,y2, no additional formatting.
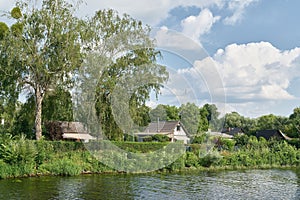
136,121,190,144
256,130,291,141
46,121,96,142
221,127,245,136
207,129,233,139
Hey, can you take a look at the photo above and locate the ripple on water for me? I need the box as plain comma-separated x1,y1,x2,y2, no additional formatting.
0,169,299,200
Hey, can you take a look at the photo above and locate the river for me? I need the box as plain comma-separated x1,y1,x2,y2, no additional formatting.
0,169,299,200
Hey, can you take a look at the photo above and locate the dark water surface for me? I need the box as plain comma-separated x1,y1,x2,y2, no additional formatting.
0,169,299,200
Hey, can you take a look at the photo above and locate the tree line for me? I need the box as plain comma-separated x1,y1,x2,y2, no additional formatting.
149,103,300,138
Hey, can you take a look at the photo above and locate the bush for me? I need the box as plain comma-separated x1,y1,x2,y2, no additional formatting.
185,152,199,167
40,158,81,176
192,134,207,144
123,134,137,142
152,134,170,142
142,136,153,142
0,135,37,165
199,151,222,167
233,134,250,147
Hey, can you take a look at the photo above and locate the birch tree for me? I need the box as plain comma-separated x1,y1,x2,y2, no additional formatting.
0,0,82,140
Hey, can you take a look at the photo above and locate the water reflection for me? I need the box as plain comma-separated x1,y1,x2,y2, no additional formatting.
0,169,299,200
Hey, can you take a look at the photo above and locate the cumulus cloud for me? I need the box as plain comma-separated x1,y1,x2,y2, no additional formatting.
160,41,300,117
212,42,300,101
79,0,224,25
223,0,259,25
181,9,220,43
1,0,258,28
154,26,201,50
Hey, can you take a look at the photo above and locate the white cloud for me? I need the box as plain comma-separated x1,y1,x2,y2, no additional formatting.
79,0,224,26
164,41,300,117
0,0,258,29
154,26,201,50
181,9,220,43
223,0,259,25
212,41,300,101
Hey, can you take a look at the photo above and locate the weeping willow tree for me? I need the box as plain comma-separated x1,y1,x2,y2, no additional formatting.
79,10,168,141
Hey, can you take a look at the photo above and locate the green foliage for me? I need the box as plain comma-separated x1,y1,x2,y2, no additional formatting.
11,7,22,19
203,104,221,131
149,104,168,121
192,134,207,144
180,103,200,135
0,0,83,140
216,138,236,151
164,105,180,121
198,106,209,132
185,152,199,167
0,137,300,178
142,136,153,142
112,141,169,152
123,134,137,142
224,112,243,128
0,22,9,40
40,158,81,176
84,9,169,141
42,87,74,122
233,134,250,147
0,135,37,165
11,23,23,36
199,151,222,167
13,96,35,138
152,134,170,142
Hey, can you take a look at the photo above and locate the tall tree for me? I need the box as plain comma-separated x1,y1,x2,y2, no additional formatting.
203,104,221,131
13,88,74,139
180,103,200,135
149,104,168,122
198,106,209,132
0,0,82,140
77,10,168,140
164,105,180,121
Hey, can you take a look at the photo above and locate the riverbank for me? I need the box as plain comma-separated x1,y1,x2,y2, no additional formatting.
1,135,300,179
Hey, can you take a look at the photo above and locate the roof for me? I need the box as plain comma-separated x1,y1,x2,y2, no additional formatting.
208,131,233,139
221,128,244,136
61,122,87,134
143,121,181,134
256,130,291,140
63,133,96,140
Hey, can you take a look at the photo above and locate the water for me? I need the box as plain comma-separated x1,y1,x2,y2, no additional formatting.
0,169,300,200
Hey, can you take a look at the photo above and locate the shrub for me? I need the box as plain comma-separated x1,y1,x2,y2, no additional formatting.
142,136,153,142
192,134,207,144
0,135,37,165
185,152,199,167
233,134,249,147
152,134,170,142
199,151,222,167
40,158,81,176
123,134,137,142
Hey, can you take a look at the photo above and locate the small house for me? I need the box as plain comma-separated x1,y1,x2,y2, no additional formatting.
207,129,233,139
136,121,190,144
221,127,245,136
256,130,291,141
46,121,96,142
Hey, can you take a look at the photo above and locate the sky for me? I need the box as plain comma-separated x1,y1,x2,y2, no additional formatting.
1,0,300,118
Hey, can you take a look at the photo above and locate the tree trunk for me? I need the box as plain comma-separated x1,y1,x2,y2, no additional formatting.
35,88,43,140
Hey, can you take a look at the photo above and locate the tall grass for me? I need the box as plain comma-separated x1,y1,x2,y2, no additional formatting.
1,134,300,179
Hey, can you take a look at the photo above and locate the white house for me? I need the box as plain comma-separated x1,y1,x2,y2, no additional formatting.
136,121,190,144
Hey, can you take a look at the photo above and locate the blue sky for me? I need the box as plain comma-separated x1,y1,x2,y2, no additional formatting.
1,0,300,118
